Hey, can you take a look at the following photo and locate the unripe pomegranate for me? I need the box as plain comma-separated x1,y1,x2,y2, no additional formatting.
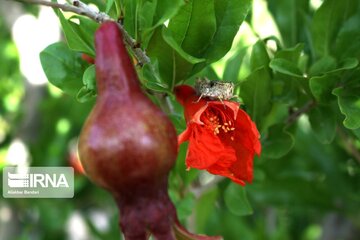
78,22,178,239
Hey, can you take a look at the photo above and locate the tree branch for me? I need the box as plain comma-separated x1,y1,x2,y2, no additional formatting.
337,127,360,164
286,100,316,125
13,0,150,66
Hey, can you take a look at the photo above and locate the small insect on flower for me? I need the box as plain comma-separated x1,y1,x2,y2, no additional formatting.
195,78,236,103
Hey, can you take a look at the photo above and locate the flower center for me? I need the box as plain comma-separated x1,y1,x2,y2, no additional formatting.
202,111,235,140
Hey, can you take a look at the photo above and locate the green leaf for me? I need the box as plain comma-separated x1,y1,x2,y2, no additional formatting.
162,27,206,64
137,1,157,35
125,0,185,47
192,0,252,72
274,43,304,62
309,58,358,102
271,73,298,104
140,61,172,94
149,0,185,30
270,44,306,98
204,0,251,60
56,10,98,56
309,74,338,102
122,0,138,38
195,188,219,232
199,65,220,80
148,0,251,84
144,82,172,94
40,42,87,96
76,65,97,103
167,0,217,58
174,143,200,186
147,27,193,87
175,193,196,221
105,0,115,13
262,124,295,159
333,86,360,129
223,46,248,81
82,65,96,90
335,12,360,60
309,106,337,144
326,58,359,74
68,16,98,53
250,40,270,71
267,0,309,47
311,0,358,57
224,183,253,216
269,58,303,77
77,87,97,103
353,128,360,140
241,67,271,127
112,0,122,16
309,56,337,76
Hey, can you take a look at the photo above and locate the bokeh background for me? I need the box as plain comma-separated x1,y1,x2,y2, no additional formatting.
1,0,360,239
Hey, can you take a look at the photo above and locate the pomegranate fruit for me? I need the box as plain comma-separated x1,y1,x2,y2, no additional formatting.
78,22,178,239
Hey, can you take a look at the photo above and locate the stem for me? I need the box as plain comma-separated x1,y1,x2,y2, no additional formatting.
337,127,360,164
286,100,316,125
13,0,150,66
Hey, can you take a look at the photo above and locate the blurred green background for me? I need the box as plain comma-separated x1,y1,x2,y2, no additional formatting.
1,0,360,239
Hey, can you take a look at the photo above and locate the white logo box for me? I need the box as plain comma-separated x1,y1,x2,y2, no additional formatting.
3,167,74,198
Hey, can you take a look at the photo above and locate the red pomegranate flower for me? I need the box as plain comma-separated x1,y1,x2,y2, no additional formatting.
175,85,261,185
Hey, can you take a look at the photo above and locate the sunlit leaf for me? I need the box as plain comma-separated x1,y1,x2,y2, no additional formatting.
269,58,303,77
167,0,217,58
250,40,270,71
76,65,97,103
192,0,252,73
241,67,271,127
40,42,87,95
162,27,206,64
311,0,357,57
56,10,98,56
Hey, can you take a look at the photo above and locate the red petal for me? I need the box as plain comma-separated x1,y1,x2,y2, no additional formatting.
250,120,261,155
175,85,241,124
206,141,254,185
229,144,254,183
234,109,261,155
174,85,197,106
206,165,246,186
207,101,240,119
178,127,192,145
185,124,236,169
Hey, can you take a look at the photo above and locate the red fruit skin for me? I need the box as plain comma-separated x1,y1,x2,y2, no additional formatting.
78,91,177,191
78,22,178,239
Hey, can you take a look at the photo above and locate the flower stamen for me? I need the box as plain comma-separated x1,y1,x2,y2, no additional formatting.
204,113,236,136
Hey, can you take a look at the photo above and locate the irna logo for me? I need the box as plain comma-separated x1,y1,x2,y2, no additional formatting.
3,167,74,198
8,172,69,188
